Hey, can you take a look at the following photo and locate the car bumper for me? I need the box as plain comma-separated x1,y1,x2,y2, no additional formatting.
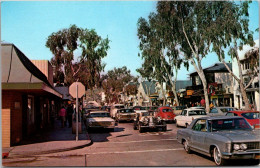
222,150,260,160
140,124,166,129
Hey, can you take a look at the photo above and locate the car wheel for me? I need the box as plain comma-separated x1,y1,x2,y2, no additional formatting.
185,123,188,128
133,122,137,130
163,126,167,131
139,125,143,133
183,140,192,154
213,146,227,166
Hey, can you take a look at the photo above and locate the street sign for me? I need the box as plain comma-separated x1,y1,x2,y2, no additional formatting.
69,82,85,98
69,82,85,141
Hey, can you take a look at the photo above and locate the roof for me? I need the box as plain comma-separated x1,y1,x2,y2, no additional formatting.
176,80,192,90
189,63,232,76
54,86,71,100
90,111,109,113
141,81,157,95
1,43,62,98
199,116,244,120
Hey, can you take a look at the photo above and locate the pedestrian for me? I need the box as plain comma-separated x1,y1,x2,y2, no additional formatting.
50,101,55,128
200,97,205,107
67,104,74,128
210,101,214,109
59,106,66,128
197,102,201,107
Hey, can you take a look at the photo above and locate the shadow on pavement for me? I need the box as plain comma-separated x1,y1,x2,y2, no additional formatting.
88,127,125,143
17,118,87,146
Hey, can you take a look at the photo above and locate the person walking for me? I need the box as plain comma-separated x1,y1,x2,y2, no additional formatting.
67,104,73,128
59,106,66,128
200,97,205,107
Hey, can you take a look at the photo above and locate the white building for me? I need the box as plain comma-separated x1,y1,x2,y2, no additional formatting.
232,39,259,110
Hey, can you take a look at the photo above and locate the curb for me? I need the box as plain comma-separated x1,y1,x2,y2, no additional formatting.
7,132,93,158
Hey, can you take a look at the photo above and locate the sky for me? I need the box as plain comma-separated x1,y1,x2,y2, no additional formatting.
1,1,259,80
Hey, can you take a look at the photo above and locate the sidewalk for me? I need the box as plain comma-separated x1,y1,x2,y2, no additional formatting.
3,118,92,159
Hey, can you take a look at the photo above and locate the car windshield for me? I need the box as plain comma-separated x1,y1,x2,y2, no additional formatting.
241,112,260,119
115,106,124,109
188,110,206,116
208,118,252,132
119,109,134,113
162,109,173,112
151,106,158,110
134,106,146,110
90,113,110,117
142,112,150,116
220,108,236,112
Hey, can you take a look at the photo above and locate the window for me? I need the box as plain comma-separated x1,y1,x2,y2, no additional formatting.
162,109,173,112
181,110,187,116
210,108,218,113
241,112,260,119
188,110,206,116
226,113,236,116
192,119,207,132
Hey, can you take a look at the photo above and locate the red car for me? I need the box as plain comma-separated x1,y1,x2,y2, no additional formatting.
155,106,176,122
226,110,260,128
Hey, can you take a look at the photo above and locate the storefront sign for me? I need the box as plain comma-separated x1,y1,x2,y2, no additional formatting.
187,90,194,96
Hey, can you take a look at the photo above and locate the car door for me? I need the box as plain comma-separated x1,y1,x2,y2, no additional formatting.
190,119,208,152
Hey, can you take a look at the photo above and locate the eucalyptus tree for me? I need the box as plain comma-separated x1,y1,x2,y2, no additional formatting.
137,13,187,106
156,1,254,111
46,25,110,91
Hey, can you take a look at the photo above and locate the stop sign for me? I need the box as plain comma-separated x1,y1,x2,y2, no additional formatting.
69,82,85,98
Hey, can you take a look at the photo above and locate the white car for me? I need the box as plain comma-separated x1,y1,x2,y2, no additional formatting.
86,111,117,131
110,104,125,118
208,107,238,116
175,108,207,127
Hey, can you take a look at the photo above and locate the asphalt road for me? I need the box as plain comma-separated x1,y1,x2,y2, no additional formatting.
3,122,259,167
84,122,215,166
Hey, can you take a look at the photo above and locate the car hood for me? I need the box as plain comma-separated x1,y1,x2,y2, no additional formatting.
213,130,260,142
88,117,114,122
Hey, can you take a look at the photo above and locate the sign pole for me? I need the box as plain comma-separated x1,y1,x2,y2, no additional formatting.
76,83,78,141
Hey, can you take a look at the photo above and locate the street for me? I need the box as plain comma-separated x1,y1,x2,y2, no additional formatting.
3,121,259,167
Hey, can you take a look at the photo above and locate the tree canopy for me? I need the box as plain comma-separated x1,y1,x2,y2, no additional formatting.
46,25,110,89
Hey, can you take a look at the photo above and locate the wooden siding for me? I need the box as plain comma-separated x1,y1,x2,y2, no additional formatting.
2,109,11,147
2,91,23,145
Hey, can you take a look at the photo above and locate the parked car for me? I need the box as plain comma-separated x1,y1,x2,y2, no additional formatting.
226,110,260,128
171,106,187,115
85,111,117,131
115,108,135,122
133,106,148,114
110,104,125,119
133,111,167,133
155,106,176,123
209,107,238,116
174,108,207,127
177,116,260,166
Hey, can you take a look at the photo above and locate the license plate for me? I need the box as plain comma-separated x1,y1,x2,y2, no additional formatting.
255,155,260,159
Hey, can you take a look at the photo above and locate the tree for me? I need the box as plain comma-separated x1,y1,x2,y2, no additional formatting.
137,13,188,106
102,66,137,104
156,1,254,111
46,25,110,91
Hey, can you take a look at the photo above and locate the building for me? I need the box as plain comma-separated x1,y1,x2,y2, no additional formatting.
1,43,62,147
137,81,158,106
233,39,259,110
187,63,234,107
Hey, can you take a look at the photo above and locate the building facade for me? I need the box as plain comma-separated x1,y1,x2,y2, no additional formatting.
1,43,62,147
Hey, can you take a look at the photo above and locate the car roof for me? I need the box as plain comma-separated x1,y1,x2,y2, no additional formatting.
197,116,244,120
228,110,260,113
214,107,235,109
90,111,109,114
185,108,205,111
